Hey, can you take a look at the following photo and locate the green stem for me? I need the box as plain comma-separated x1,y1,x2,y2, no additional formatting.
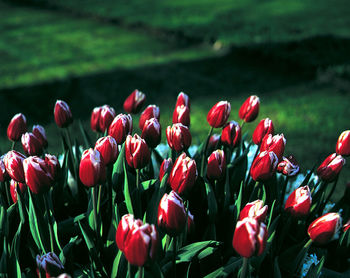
240,120,246,129
97,184,102,214
173,236,177,278
304,238,313,248
240,257,249,278
324,177,339,205
280,176,289,211
136,169,140,190
128,262,131,278
4,181,11,207
44,193,54,253
165,234,171,252
92,187,98,233
11,140,16,150
201,127,214,177
138,266,143,278
310,180,322,195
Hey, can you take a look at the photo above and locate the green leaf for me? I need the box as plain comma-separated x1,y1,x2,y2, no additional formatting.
111,250,123,278
141,179,158,191
123,160,134,215
59,236,79,265
205,182,217,221
112,143,125,187
0,204,8,239
176,241,221,262
274,257,282,278
267,200,276,230
234,181,243,220
203,257,242,278
78,119,92,148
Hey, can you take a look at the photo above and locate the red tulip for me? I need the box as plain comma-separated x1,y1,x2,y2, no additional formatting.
168,153,198,196
343,219,350,232
139,105,160,130
21,132,43,156
207,101,231,128
94,136,119,165
10,179,27,203
125,134,150,169
141,118,161,148
116,214,140,252
23,156,54,194
4,151,26,183
158,191,187,236
45,154,60,180
166,123,192,152
260,134,286,161
123,89,146,114
277,155,299,176
173,105,190,127
54,100,73,128
108,114,133,144
239,200,268,223
250,151,278,181
285,186,311,217
79,148,106,187
175,92,190,110
221,121,241,148
207,149,226,180
232,217,268,258
207,134,221,154
159,158,173,182
32,125,48,149
100,105,116,132
0,156,8,182
336,130,350,156
7,113,27,142
90,106,102,132
36,252,64,278
308,213,341,244
317,153,345,182
252,118,274,145
238,95,260,123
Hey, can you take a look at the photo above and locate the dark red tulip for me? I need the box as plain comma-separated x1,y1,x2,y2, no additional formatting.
207,101,231,128
90,106,102,132
23,156,54,194
232,217,268,258
239,200,268,223
4,151,26,183
308,213,341,244
207,149,226,180
260,134,286,161
159,158,173,182
0,156,8,182
123,89,146,114
250,151,278,181
277,155,300,176
10,179,27,203
139,105,160,130
285,186,311,217
317,153,345,182
54,100,73,128
238,95,260,123
166,123,192,152
125,134,151,169
21,132,43,156
141,118,161,148
116,214,139,252
45,154,60,180
7,113,27,142
99,105,116,132
175,92,190,110
94,136,119,165
221,121,241,148
336,130,350,156
79,148,106,187
173,105,190,127
158,191,187,236
36,252,64,278
32,125,48,149
207,134,221,154
108,113,133,144
252,118,274,145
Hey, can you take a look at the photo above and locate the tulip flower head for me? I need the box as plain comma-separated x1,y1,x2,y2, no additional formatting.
99,105,116,132
139,105,160,130
336,130,350,156
238,95,260,123
252,118,274,145
221,121,242,148
36,252,64,278
108,113,133,144
207,134,221,154
0,155,9,182
141,118,161,148
166,123,192,152
175,92,190,110
7,113,27,142
123,89,146,114
285,186,311,217
173,104,190,127
79,148,106,187
54,100,73,128
207,149,226,180
250,151,279,181
239,200,268,223
277,155,300,176
94,136,119,165
4,150,26,183
32,125,48,149
125,134,151,169
308,213,342,244
45,154,60,180
90,106,102,132
260,134,286,162
159,158,173,182
21,132,43,156
10,179,27,203
317,153,345,182
207,101,231,128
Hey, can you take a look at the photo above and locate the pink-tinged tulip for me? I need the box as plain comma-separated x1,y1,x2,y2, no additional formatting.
252,118,274,145
139,105,160,130
285,186,311,217
45,154,60,180
99,105,116,132
4,151,26,183
7,113,27,142
94,136,119,165
207,134,221,154
207,149,226,180
158,191,187,236
32,125,48,149
277,155,300,176
10,180,27,203
317,153,345,182
343,219,350,232
260,134,286,161
116,214,139,251
23,156,54,194
108,113,133,144
123,89,146,114
90,106,102,132
159,158,173,182
54,100,73,128
232,217,268,258
125,134,151,169
169,153,197,196
336,130,350,156
36,252,64,278
166,123,192,152
250,151,278,181
79,148,106,187
175,92,190,110
238,95,260,123
239,200,268,223
207,101,231,128
0,156,8,182
21,132,43,156
308,213,342,244
221,121,242,148
141,118,161,148
173,105,190,127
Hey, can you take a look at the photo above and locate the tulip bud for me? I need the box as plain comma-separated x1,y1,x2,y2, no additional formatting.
277,155,299,177
36,252,64,278
45,154,60,180
99,105,116,132
90,106,102,132
108,113,133,144
232,217,268,258
139,105,160,130
54,100,73,128
250,151,278,181
207,101,231,128
239,200,268,223
4,151,26,183
116,214,139,252
10,179,27,203
21,132,43,156
207,134,221,154
207,149,226,180
169,153,198,196
285,186,311,217
23,156,54,194
308,213,342,244
141,118,161,148
260,134,286,161
336,130,350,156
317,153,345,182
166,123,192,152
123,89,146,114
125,134,151,169
159,158,173,182
221,121,242,148
158,191,187,236
32,125,48,149
175,92,190,110
94,136,119,165
252,118,274,145
238,95,260,123
0,156,8,182
7,113,27,142
79,148,106,187
173,105,190,127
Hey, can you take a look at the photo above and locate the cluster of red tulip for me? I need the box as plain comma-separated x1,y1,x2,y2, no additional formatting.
0,88,349,277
